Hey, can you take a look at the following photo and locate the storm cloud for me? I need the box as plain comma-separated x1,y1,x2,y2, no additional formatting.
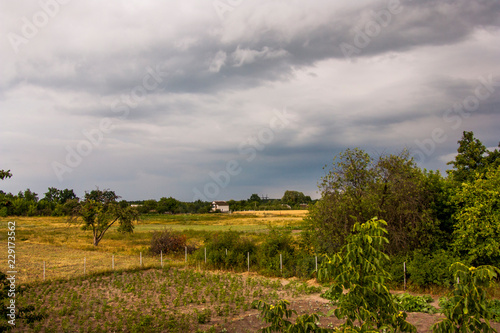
1,0,499,201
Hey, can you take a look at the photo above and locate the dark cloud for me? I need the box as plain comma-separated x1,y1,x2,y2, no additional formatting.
0,0,499,200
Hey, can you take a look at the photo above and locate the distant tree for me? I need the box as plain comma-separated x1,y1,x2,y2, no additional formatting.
71,189,139,246
249,194,262,203
157,197,180,214
447,131,500,183
0,170,12,180
281,190,311,207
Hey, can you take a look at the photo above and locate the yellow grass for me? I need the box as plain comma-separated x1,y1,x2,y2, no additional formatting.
0,212,308,283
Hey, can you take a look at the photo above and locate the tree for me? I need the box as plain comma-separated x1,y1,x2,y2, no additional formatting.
71,189,139,246
249,194,262,203
447,131,500,183
157,197,180,214
0,170,12,180
306,148,438,255
451,165,500,266
281,190,311,208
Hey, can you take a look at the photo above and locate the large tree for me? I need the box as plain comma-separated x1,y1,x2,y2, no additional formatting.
71,189,139,246
306,148,438,255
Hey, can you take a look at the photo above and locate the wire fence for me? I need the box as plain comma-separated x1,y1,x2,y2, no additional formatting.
25,247,334,283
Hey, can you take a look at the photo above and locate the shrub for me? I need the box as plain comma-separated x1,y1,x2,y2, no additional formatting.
257,228,296,277
196,230,257,271
150,229,187,255
407,250,463,287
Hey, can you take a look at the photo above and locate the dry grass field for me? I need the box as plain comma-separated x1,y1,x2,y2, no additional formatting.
0,211,307,284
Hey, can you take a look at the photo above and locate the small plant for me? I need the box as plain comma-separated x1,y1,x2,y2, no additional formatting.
195,308,212,324
432,263,499,332
394,293,438,314
253,299,329,333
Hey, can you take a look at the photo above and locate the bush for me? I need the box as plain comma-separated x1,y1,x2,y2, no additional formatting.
256,228,297,277
407,249,463,287
196,230,257,271
150,229,187,255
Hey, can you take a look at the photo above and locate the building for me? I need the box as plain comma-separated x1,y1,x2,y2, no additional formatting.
211,201,230,213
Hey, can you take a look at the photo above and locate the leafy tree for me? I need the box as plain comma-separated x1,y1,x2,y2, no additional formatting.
281,190,311,208
0,170,12,180
249,193,262,203
157,197,180,214
319,218,416,332
451,165,500,266
432,263,499,332
447,131,500,183
71,189,139,246
306,148,438,255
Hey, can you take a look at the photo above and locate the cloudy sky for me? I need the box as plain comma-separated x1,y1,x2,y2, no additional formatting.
1,0,499,202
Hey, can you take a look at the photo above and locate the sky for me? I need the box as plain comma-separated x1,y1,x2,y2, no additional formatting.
1,0,499,202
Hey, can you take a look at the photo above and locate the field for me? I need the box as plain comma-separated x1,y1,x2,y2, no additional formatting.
2,211,500,332
0,211,307,283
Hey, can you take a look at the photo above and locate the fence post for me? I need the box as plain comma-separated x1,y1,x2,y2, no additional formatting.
315,256,318,272
140,252,142,267
185,246,187,263
161,250,163,268
280,254,283,275
403,262,406,291
43,261,45,281
112,254,115,270
84,257,86,277
247,252,250,272
204,247,207,264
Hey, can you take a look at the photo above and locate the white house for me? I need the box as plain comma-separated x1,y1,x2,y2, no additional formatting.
211,201,230,213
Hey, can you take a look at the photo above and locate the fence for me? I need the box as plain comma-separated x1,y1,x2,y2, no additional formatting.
28,247,409,285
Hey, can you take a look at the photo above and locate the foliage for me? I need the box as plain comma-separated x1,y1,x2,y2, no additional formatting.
307,148,438,255
393,294,438,314
71,188,139,246
0,170,12,180
319,218,416,332
0,271,46,330
281,190,312,208
451,165,500,266
432,262,499,332
447,131,500,183
253,299,329,333
196,230,257,271
257,228,296,277
407,250,463,287
150,229,187,255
